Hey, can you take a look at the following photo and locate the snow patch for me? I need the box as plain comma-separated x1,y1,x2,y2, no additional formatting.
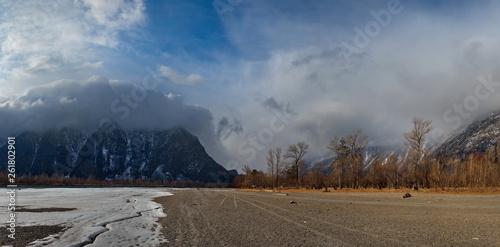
0,188,173,246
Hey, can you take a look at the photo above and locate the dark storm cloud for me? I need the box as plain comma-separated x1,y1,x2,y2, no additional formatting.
262,97,281,112
0,75,235,165
216,117,243,140
262,97,297,116
0,76,214,140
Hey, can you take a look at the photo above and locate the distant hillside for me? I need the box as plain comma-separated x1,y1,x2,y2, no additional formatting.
306,145,404,173
0,123,236,183
434,111,500,158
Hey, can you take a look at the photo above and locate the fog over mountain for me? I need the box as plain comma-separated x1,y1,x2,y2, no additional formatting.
0,76,233,167
3,1,500,170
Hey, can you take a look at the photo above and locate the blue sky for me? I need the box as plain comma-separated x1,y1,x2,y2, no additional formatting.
2,0,500,170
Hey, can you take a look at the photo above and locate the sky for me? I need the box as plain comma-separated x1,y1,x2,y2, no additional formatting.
2,0,500,171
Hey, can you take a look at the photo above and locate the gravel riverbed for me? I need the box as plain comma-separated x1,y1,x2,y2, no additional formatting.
155,189,500,247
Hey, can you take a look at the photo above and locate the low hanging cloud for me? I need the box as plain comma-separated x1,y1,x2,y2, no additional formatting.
0,76,213,140
159,65,205,85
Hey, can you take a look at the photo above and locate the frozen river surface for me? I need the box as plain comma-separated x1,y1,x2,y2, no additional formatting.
1,187,173,246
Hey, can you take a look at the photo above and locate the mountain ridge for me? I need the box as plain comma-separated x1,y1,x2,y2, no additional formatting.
0,123,236,183
433,111,500,158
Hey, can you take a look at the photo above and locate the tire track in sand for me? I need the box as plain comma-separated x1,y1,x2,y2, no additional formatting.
224,191,420,247
229,193,354,246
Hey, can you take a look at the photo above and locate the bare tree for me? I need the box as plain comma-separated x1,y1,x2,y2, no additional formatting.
274,148,282,188
328,136,348,189
345,129,368,188
328,129,368,188
266,149,275,185
384,153,401,189
266,148,283,188
403,117,433,189
242,165,253,187
366,152,388,189
284,142,309,187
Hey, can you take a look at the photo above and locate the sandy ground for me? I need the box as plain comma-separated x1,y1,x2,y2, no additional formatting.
1,225,64,247
155,189,500,247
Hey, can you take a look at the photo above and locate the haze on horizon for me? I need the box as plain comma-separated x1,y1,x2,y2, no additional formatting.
2,0,500,171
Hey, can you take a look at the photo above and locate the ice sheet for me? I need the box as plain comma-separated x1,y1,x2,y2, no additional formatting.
0,187,173,246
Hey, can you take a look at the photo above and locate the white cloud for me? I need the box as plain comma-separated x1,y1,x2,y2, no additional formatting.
73,61,104,70
159,65,205,85
80,0,146,31
0,0,147,94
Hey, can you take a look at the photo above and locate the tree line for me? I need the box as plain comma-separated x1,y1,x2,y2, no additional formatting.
233,118,500,189
0,172,229,188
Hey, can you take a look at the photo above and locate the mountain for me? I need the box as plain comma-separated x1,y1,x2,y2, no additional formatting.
306,155,334,173
433,111,500,158
306,145,404,173
0,123,236,183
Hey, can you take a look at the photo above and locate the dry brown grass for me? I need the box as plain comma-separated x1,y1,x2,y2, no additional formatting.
423,187,500,195
237,187,500,195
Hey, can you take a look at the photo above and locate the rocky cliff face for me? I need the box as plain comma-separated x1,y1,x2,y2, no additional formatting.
0,123,235,183
434,111,500,158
